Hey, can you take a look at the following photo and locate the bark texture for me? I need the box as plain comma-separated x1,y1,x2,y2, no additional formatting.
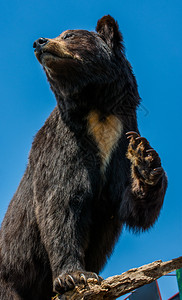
54,256,182,300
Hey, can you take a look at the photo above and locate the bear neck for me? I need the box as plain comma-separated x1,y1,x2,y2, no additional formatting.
51,79,139,130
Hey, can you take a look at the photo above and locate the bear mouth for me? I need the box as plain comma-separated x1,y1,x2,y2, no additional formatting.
35,50,73,63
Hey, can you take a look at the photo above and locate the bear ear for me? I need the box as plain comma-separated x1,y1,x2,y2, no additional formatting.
96,15,124,53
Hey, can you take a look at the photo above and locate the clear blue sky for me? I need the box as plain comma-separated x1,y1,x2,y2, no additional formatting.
0,1,182,299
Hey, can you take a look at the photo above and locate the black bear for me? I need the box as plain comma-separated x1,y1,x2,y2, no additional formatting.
0,15,167,300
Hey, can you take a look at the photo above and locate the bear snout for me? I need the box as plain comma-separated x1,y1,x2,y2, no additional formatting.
33,37,49,53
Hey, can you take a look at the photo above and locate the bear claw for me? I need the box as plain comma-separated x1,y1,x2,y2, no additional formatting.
151,167,163,175
80,273,87,284
126,131,139,139
67,275,75,287
57,277,62,286
135,136,149,144
146,149,158,156
93,272,100,281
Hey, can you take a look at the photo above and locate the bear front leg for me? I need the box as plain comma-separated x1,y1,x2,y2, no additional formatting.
121,131,167,231
34,186,102,296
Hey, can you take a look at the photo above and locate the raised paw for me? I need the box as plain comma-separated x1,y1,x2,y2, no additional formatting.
126,131,164,185
53,271,103,295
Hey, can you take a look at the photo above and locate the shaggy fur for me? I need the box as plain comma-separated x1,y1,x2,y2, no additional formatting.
0,15,167,300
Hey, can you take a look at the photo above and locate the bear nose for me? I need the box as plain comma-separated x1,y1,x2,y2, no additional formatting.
33,38,49,51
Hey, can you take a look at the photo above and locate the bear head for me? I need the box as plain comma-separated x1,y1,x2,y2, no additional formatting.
33,15,139,115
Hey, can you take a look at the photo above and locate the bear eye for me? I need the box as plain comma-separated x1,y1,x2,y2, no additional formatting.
63,33,74,40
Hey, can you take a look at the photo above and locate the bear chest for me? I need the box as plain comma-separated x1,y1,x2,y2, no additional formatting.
86,110,123,174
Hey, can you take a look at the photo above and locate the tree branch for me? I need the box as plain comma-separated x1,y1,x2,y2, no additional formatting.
54,256,182,299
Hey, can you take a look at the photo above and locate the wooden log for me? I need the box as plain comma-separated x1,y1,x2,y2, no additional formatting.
54,256,182,300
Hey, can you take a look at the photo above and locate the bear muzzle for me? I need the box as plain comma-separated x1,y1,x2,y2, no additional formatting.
33,37,49,53
33,38,50,63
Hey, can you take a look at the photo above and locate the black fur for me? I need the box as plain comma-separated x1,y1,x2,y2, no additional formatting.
0,15,167,299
